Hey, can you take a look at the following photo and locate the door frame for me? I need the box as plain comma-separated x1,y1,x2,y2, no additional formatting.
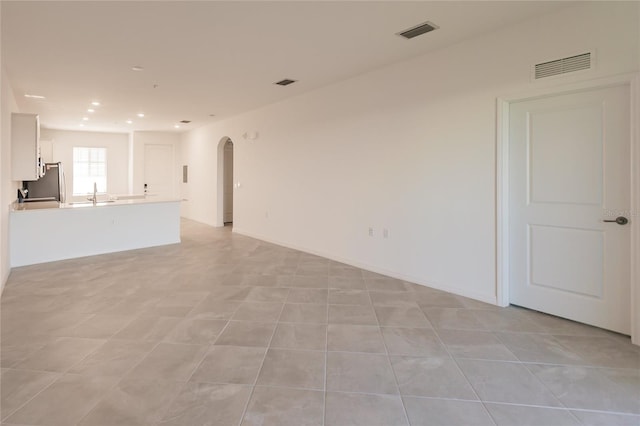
143,143,176,198
223,139,234,224
496,73,640,344
215,136,232,227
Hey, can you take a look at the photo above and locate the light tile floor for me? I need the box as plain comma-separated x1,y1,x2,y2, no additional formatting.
1,219,639,425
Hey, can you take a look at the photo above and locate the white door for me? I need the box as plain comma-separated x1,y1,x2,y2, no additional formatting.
223,140,233,223
144,144,174,198
509,84,631,334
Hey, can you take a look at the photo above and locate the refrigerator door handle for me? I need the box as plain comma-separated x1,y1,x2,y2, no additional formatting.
61,171,67,203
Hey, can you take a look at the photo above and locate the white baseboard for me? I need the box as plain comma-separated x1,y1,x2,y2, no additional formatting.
233,227,498,306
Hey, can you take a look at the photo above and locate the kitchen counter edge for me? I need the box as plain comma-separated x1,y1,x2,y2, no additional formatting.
11,198,182,212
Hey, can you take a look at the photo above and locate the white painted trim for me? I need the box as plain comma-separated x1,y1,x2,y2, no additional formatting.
215,136,229,227
500,73,638,104
496,73,640,343
631,74,640,345
143,142,176,200
496,98,511,307
233,227,497,305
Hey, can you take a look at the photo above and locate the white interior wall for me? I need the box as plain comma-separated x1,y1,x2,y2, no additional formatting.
130,131,182,198
1,0,22,290
180,126,221,223
179,2,639,303
39,129,129,201
1,1,4,290
0,74,16,289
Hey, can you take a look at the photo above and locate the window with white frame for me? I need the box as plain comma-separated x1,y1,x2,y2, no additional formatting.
73,147,107,195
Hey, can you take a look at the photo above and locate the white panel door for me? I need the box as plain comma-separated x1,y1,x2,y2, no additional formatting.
144,144,174,198
223,140,234,223
509,84,631,334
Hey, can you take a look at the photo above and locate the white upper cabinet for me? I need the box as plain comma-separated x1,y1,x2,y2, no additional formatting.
11,113,42,181
40,139,54,164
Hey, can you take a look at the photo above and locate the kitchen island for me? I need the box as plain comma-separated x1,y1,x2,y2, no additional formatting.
10,198,181,267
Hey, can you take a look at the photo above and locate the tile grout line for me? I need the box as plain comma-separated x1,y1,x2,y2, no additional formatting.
4,221,639,424
73,333,170,425
517,360,588,422
430,326,498,426
367,286,412,426
236,288,289,426
489,329,582,423
5,331,125,426
565,407,640,417
0,370,64,423
322,285,330,426
489,331,620,420
74,306,218,425
0,338,49,370
181,298,244,384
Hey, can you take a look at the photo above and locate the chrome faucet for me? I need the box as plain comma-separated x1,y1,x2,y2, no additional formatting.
17,188,28,203
88,182,97,205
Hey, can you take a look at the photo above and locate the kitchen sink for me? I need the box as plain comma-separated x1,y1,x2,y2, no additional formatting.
68,200,116,206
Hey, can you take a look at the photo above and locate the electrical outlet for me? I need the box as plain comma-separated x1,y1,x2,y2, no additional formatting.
265,211,269,219
368,227,374,237
383,228,389,239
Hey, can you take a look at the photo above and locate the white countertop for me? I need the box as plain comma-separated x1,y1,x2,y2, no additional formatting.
12,197,181,212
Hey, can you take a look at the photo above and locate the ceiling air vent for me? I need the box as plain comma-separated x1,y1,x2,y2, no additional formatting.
535,52,591,79
180,120,191,124
397,21,438,39
275,79,297,86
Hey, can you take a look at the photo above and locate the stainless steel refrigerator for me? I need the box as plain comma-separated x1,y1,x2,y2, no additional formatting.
23,162,66,202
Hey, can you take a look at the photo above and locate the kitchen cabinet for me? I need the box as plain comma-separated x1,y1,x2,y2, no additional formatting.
10,198,181,267
11,113,42,181
40,139,54,164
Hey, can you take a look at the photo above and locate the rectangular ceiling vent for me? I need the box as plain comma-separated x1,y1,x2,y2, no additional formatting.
535,52,591,79
275,79,297,86
180,120,191,124
397,21,439,39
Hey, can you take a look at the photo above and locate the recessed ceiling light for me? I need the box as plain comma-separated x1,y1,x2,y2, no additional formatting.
91,101,101,106
125,120,133,124
79,123,85,127
137,113,145,118
179,120,191,124
82,117,89,121
87,108,95,113
174,125,180,129
209,114,215,117
24,94,46,99
132,66,144,71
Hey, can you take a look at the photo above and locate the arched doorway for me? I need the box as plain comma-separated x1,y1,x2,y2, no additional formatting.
223,139,234,225
216,137,234,227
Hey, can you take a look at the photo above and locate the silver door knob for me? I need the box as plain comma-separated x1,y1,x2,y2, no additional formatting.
603,216,629,225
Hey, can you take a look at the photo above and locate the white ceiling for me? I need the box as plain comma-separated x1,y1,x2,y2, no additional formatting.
2,1,571,133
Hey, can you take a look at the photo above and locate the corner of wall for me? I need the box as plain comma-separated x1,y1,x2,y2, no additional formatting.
178,124,230,227
0,0,10,292
1,26,20,291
